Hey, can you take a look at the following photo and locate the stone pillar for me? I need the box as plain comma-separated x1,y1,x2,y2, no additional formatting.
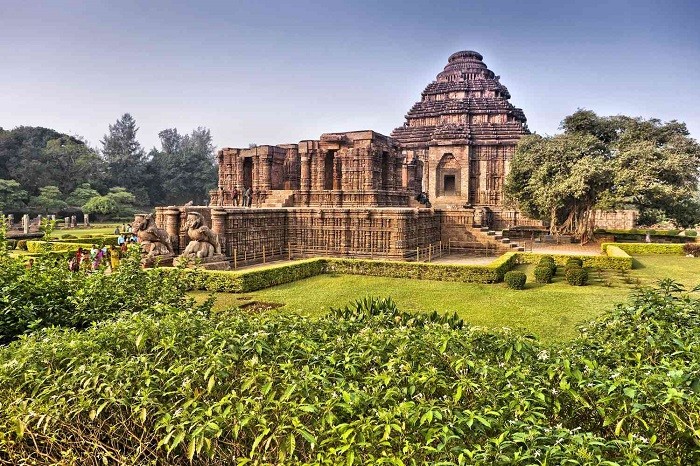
210,208,227,256
50,215,56,221
22,214,29,234
260,155,272,191
363,149,374,190
64,217,70,229
71,215,77,228
300,155,311,190
235,157,244,190
84,214,90,226
7,214,13,228
164,208,182,253
252,155,260,190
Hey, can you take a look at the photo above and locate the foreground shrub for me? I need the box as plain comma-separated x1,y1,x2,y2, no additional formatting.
1,286,699,464
565,266,588,286
0,244,205,344
534,265,554,283
683,243,700,257
504,270,526,289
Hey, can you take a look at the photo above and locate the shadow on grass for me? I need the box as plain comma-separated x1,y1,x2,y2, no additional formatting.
631,258,645,269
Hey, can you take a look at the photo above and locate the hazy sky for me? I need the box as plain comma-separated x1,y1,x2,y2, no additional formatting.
1,0,699,151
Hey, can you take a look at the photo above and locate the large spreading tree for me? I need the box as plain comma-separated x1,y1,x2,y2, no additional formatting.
505,110,700,239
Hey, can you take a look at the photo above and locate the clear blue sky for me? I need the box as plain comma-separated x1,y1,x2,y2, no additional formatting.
1,0,699,150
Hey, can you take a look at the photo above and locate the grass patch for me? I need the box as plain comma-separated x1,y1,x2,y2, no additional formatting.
191,255,699,344
54,223,121,237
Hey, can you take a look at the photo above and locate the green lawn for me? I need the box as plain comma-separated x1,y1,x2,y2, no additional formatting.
191,255,699,344
53,223,121,237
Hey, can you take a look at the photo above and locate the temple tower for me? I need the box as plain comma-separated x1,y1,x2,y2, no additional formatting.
391,50,529,208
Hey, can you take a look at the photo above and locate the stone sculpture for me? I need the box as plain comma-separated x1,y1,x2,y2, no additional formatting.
180,212,222,258
132,213,174,264
174,211,228,269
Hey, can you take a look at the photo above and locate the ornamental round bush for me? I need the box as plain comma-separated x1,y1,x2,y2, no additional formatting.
565,266,588,286
565,257,583,268
685,229,697,237
16,239,27,250
504,271,527,290
534,266,554,284
538,256,556,274
61,233,77,239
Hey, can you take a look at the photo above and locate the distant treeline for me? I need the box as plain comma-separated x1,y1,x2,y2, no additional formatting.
0,113,217,218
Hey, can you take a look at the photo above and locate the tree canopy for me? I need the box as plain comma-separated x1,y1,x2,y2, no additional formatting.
505,110,700,237
0,115,218,216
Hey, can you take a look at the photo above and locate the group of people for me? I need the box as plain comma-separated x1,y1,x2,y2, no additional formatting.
223,186,258,207
69,243,128,272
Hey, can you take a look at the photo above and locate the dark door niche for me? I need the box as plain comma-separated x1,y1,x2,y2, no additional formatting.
443,175,456,195
324,151,336,190
243,157,253,189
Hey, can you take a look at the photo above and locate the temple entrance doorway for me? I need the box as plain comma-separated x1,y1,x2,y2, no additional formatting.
243,157,253,189
436,153,461,197
324,150,336,190
443,175,456,195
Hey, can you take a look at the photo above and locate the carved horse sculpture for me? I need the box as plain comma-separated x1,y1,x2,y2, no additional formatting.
180,212,222,259
132,214,174,256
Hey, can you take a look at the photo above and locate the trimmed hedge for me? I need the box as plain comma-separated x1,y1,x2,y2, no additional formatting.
516,251,632,270
601,242,685,255
157,253,521,293
325,253,517,284
26,241,94,254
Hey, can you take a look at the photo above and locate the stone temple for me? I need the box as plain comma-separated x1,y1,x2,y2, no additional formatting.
156,51,541,264
391,50,529,208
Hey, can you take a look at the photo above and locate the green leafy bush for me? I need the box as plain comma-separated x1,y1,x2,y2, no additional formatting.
683,243,700,257
0,246,205,344
6,239,16,250
60,233,77,239
685,229,697,237
1,285,699,464
504,270,526,289
16,239,27,250
565,266,588,286
534,266,554,283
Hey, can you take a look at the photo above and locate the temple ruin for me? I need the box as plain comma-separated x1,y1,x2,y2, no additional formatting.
156,51,540,265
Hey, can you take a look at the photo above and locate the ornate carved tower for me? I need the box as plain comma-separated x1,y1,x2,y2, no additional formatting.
391,50,528,207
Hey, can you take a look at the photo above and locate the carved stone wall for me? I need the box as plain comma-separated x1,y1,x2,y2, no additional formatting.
157,206,441,261
211,131,421,208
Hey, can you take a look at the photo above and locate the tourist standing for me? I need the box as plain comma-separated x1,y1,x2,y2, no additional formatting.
232,186,240,206
243,187,251,207
109,245,120,270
